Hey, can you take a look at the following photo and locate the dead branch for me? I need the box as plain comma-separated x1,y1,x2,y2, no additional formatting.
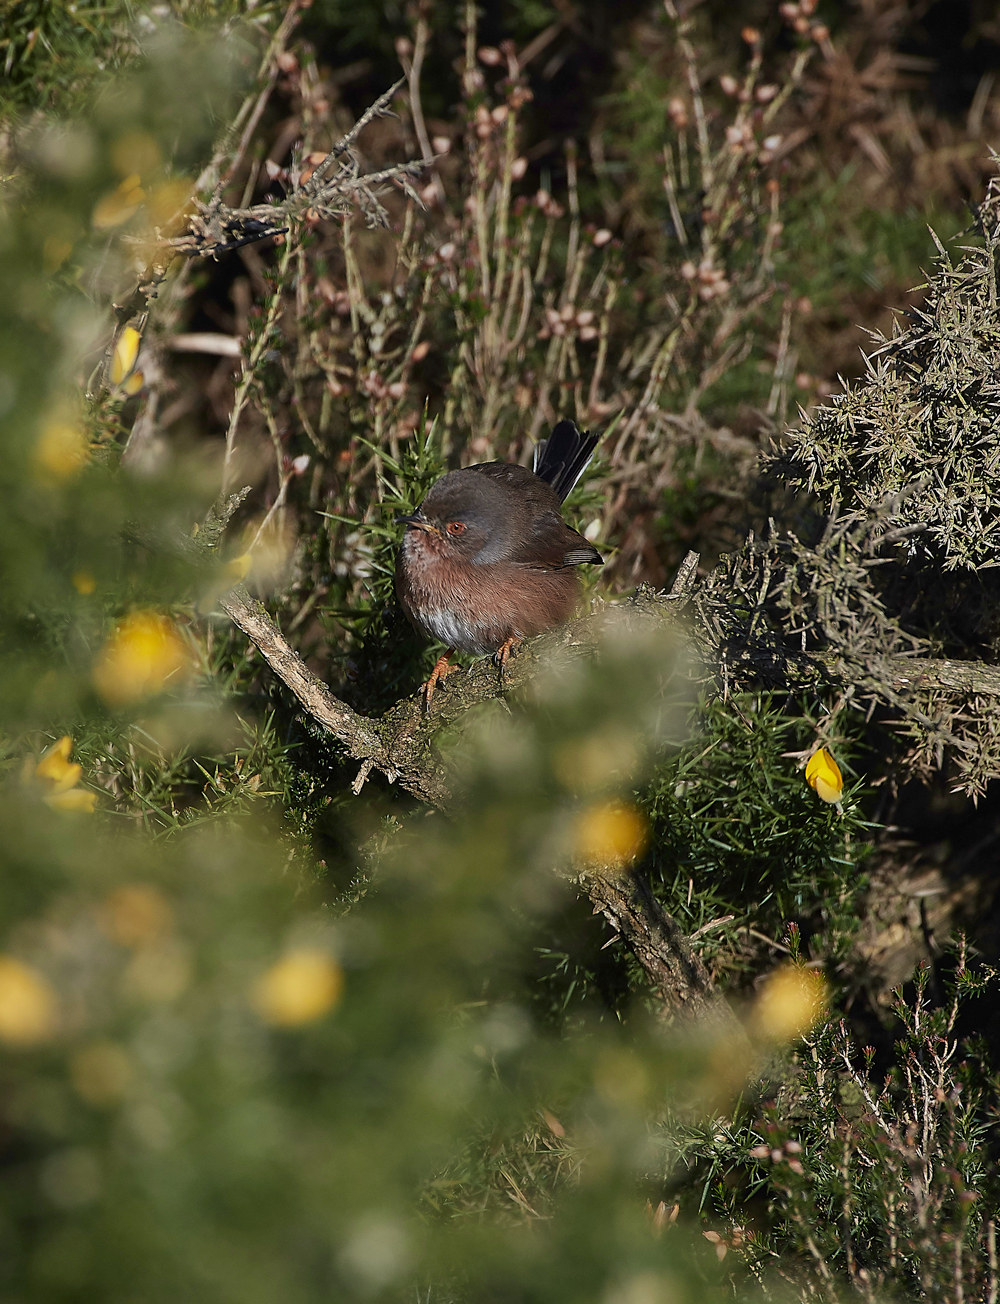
112,75,433,345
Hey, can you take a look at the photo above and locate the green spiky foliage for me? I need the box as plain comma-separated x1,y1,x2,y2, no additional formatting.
0,1,273,115
651,954,1000,1302
643,693,871,962
769,186,1000,650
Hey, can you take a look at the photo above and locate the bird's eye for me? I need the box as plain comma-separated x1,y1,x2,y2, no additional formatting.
446,521,467,536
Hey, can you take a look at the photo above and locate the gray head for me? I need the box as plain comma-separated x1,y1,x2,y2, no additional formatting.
397,469,519,563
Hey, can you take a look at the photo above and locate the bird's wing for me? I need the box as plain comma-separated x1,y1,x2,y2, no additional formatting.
511,516,603,568
463,461,602,566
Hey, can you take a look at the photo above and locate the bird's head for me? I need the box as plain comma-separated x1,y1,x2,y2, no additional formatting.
397,471,509,563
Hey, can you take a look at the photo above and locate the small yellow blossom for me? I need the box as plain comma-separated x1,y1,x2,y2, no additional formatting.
110,325,143,394
34,416,90,481
750,965,828,1043
92,174,145,229
805,748,843,804
72,570,96,595
224,553,253,583
253,950,343,1027
573,801,649,870
0,957,59,1045
144,178,194,235
92,611,192,706
27,736,96,814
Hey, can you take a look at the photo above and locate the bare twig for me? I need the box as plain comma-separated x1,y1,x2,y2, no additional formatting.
398,20,447,207
107,77,430,390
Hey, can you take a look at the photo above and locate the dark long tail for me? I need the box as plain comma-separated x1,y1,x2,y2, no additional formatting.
532,419,599,503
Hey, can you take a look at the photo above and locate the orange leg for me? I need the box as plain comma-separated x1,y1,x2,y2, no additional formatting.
421,649,455,714
494,636,522,679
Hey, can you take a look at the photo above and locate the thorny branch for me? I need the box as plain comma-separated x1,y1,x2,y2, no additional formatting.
218,572,742,1028
111,38,433,357
168,81,431,262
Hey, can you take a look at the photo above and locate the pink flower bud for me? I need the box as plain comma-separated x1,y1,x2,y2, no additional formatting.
668,96,689,128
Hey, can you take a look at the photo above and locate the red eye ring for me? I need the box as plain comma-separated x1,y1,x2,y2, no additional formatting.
446,521,467,536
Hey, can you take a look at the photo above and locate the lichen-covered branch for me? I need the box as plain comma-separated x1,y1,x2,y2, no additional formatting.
219,586,383,756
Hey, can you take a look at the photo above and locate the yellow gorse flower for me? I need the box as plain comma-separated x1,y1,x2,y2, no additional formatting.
27,736,97,814
573,801,649,870
805,747,843,804
253,950,344,1027
92,610,192,707
144,178,194,236
34,415,90,481
92,174,145,229
750,965,829,1043
0,957,59,1046
110,325,144,395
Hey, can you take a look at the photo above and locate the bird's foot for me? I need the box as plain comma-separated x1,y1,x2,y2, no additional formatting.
494,636,522,685
421,649,455,714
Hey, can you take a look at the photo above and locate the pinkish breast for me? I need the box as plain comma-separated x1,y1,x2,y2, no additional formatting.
397,533,579,656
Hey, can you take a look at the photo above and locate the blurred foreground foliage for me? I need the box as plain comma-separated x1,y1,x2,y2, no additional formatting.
2,1,1000,1302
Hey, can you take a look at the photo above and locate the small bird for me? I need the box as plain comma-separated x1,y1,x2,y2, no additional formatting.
396,419,603,709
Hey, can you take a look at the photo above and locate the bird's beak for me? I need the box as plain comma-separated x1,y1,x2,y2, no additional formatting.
396,511,439,534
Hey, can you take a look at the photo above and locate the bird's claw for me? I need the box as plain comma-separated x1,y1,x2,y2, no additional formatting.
494,636,522,686
421,649,455,715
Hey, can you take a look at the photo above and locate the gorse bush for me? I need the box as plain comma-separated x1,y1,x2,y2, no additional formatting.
1,2,1000,1302
656,953,1000,1303
644,693,870,966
